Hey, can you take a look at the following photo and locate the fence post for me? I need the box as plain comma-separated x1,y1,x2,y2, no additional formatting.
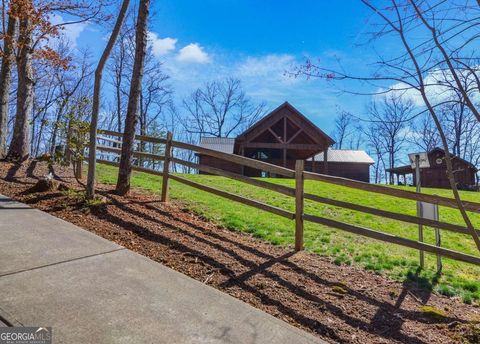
295,160,305,251
73,129,83,179
161,131,173,202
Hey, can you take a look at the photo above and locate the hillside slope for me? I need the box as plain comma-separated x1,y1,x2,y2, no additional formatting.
1,160,479,343
94,163,480,304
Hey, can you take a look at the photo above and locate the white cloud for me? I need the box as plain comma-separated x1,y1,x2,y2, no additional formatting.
50,14,88,47
148,32,177,57
176,43,210,63
383,68,480,107
235,55,301,93
237,54,295,77
162,52,339,128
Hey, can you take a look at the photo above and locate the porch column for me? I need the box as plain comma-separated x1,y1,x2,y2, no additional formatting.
323,150,328,174
283,116,287,168
240,146,245,176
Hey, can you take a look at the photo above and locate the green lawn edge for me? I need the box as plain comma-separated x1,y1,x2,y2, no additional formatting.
94,163,480,304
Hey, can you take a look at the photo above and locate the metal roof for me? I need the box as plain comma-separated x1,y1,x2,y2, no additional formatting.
198,138,375,164
199,137,235,154
314,149,375,164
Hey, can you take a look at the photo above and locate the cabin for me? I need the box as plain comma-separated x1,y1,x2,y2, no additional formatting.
386,148,478,189
198,102,375,182
305,149,374,182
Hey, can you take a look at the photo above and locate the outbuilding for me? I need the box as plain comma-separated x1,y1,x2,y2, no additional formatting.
198,102,375,182
386,148,478,189
305,149,374,182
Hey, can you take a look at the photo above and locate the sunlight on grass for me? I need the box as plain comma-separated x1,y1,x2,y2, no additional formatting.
94,163,480,303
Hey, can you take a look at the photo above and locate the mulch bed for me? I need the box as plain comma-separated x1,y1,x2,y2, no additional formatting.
1,160,479,344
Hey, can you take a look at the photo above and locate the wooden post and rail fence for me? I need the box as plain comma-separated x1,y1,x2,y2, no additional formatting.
91,129,480,268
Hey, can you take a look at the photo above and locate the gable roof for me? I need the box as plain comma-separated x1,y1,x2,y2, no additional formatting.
235,101,335,145
199,137,235,154
386,148,478,172
429,147,478,170
314,149,375,164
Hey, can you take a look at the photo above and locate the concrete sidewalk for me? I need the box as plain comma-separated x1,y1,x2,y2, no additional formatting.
0,195,326,343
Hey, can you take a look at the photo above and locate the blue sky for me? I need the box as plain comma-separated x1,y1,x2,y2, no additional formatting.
69,0,380,135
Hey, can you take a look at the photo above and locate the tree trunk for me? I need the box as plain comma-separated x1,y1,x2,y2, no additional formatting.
116,0,150,195
7,16,33,161
0,14,18,159
86,0,130,199
49,100,67,155
64,119,75,165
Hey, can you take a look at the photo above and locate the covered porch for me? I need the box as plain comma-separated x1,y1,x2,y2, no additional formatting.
234,102,334,177
386,165,415,186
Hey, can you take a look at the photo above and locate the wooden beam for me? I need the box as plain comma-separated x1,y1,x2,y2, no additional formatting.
304,192,480,237
304,213,480,266
241,142,324,150
287,129,303,143
323,150,328,174
96,159,163,176
172,157,295,197
295,160,305,251
268,128,283,143
97,136,122,145
97,145,164,161
281,110,325,145
97,129,123,137
98,129,167,145
240,112,284,143
161,132,173,202
172,140,295,178
170,174,295,220
239,146,245,176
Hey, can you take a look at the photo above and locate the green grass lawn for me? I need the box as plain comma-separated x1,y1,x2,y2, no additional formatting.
95,163,480,304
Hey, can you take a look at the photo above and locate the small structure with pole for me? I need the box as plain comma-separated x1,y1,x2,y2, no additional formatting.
409,152,430,268
387,148,478,189
408,152,441,272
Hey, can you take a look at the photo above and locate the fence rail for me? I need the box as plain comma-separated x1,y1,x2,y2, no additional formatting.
171,157,296,197
305,171,480,213
93,129,480,267
97,145,165,161
170,174,295,219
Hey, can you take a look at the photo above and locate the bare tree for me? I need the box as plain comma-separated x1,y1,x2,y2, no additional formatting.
116,0,150,196
31,63,60,157
333,109,353,149
0,2,18,158
86,0,130,199
349,124,363,150
182,78,267,138
293,0,480,251
5,0,110,161
138,58,171,136
368,95,413,184
107,26,131,133
7,6,34,161
364,124,387,184
411,113,441,152
49,48,91,156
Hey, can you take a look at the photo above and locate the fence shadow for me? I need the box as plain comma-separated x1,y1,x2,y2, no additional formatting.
94,192,461,343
